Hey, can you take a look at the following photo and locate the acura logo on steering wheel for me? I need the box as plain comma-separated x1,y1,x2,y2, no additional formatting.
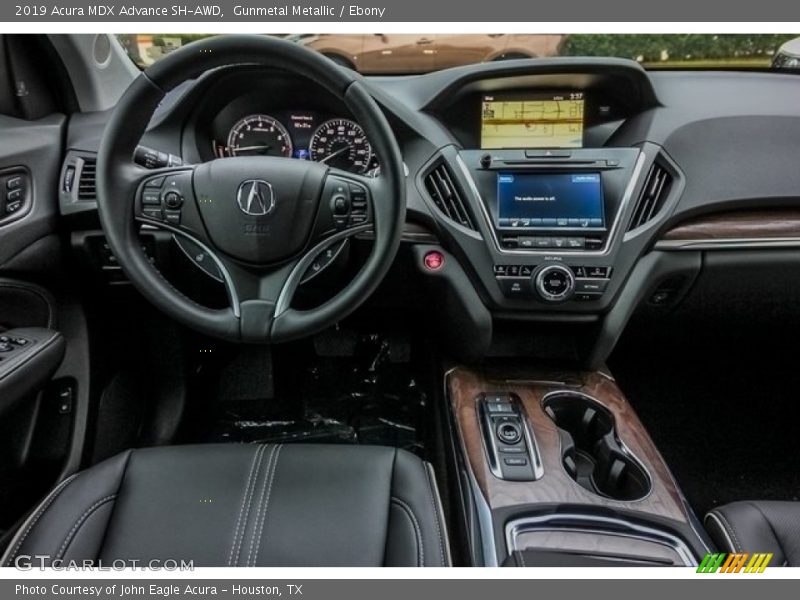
236,180,276,216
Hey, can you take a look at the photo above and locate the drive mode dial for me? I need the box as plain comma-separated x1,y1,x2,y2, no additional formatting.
534,263,575,302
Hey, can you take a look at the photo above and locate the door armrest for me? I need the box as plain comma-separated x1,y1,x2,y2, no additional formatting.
0,327,65,415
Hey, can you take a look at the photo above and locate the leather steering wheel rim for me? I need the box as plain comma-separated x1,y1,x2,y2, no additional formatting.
96,35,405,343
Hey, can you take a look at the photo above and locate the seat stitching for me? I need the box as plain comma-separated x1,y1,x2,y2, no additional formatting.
55,495,117,560
3,473,78,566
227,444,265,567
234,444,272,567
233,444,272,567
710,510,742,552
422,461,446,566
390,498,423,567
704,512,737,553
248,444,282,567
519,551,526,567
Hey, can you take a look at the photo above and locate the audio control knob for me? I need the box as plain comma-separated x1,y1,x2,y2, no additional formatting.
534,264,575,302
163,191,183,209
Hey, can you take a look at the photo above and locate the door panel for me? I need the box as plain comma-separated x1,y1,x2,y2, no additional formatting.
0,113,64,270
0,109,69,543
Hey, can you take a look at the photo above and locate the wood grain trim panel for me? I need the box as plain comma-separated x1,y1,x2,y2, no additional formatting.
661,210,800,241
448,367,691,524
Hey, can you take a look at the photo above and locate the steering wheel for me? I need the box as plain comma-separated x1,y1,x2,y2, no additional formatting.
96,35,405,343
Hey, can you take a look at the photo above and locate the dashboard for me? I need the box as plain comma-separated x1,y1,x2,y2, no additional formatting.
59,57,800,364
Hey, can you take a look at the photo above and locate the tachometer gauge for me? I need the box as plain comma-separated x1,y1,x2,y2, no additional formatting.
309,119,373,173
226,114,293,157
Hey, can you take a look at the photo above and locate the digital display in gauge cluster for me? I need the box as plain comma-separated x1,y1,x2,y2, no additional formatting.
214,111,378,174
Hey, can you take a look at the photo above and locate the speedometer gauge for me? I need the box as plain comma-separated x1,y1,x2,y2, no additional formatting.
309,119,373,173
226,114,293,157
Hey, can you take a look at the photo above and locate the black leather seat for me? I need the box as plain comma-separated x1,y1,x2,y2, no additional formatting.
705,501,800,566
1,444,450,567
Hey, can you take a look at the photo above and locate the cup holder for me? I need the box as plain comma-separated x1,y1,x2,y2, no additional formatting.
543,392,651,501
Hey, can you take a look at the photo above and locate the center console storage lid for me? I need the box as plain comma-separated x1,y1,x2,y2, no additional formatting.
503,549,665,567
506,514,694,566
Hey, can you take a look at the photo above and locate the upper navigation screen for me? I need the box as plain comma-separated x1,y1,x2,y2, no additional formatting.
480,92,585,149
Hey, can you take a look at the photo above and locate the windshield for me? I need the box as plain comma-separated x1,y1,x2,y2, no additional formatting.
117,33,800,74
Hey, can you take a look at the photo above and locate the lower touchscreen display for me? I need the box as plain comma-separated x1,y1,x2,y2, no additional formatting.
496,172,605,229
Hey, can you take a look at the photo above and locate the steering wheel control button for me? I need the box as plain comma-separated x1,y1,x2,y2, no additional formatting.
347,183,370,226
326,180,354,229
300,239,349,285
143,207,163,221
423,251,445,271
164,191,184,210
144,176,165,189
535,264,576,302
164,211,182,225
331,194,350,215
142,191,161,206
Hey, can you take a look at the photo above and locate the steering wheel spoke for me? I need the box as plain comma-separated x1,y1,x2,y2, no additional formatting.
215,258,299,343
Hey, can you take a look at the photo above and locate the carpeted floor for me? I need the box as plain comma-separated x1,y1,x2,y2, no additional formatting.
610,329,800,518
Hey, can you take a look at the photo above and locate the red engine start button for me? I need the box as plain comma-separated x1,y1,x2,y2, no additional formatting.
423,251,445,271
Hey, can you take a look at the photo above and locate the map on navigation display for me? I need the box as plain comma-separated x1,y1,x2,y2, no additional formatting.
480,92,585,149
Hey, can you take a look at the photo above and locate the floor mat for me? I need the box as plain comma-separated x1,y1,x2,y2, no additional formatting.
200,332,429,456
611,333,800,518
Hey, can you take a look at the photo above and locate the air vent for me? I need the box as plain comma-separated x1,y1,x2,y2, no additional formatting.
627,161,672,231
423,162,476,231
77,158,97,201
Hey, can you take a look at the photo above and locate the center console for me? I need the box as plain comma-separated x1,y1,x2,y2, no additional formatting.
419,75,677,326
446,366,710,567
456,146,643,308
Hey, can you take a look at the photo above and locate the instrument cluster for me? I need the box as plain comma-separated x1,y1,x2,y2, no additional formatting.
211,110,379,175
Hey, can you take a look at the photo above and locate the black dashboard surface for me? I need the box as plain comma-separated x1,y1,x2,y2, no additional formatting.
62,58,800,342
66,59,800,225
